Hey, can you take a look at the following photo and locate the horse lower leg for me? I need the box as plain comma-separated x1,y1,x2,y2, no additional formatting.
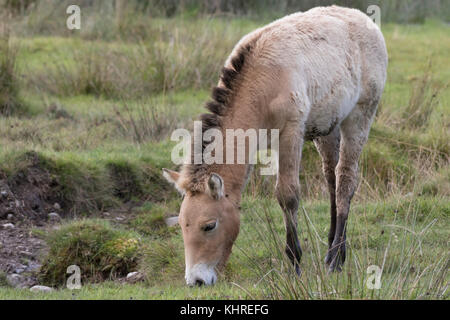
314,128,340,265
276,128,303,275
277,188,302,275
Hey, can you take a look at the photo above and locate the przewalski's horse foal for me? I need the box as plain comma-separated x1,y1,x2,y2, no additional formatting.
163,6,387,286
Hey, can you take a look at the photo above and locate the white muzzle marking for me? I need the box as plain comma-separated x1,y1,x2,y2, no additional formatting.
185,263,217,286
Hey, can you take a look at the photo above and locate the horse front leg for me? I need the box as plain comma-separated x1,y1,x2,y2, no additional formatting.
275,124,303,275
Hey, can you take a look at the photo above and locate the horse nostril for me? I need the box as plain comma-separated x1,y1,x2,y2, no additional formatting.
195,279,205,286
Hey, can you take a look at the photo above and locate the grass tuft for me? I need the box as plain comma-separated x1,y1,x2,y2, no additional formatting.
402,60,445,129
39,219,142,287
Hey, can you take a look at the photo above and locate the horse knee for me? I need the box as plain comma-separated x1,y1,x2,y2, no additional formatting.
276,184,300,213
336,166,358,208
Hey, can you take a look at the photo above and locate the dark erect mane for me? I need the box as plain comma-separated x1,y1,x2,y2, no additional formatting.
184,43,253,192
201,43,252,133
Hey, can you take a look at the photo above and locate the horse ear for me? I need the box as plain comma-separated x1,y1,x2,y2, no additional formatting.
206,173,224,200
162,168,185,196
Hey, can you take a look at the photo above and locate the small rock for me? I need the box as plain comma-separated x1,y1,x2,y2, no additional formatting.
126,272,139,279
48,212,61,221
26,261,42,272
14,265,27,274
102,212,111,217
115,217,124,221
53,203,61,210
125,271,144,283
30,285,54,293
6,274,24,288
165,216,179,227
2,223,15,229
7,214,14,221
0,190,8,199
19,251,34,258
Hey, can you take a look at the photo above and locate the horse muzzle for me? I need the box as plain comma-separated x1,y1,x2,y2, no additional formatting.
185,263,217,286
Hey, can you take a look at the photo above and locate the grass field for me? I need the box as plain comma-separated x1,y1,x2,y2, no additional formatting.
0,8,448,300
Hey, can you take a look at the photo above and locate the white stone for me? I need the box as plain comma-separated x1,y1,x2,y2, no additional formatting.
126,272,139,279
165,216,179,227
2,223,15,229
30,285,54,293
48,212,61,221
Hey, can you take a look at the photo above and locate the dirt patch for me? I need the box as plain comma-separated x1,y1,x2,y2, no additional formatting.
0,152,60,287
0,153,62,225
0,223,46,288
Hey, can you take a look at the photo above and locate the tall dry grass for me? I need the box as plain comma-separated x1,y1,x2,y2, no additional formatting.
241,198,448,299
27,19,239,99
402,60,445,130
0,21,21,115
114,102,180,143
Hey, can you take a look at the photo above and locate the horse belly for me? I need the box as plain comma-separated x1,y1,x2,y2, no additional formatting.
304,90,359,140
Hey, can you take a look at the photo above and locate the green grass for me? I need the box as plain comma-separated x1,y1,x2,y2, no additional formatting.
0,281,256,300
0,14,448,299
0,196,447,299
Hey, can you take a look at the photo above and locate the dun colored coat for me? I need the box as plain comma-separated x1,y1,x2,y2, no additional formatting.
163,6,388,286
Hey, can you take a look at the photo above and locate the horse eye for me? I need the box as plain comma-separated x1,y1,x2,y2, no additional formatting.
202,221,217,232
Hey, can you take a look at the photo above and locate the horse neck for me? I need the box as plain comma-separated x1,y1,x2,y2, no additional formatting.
207,96,263,204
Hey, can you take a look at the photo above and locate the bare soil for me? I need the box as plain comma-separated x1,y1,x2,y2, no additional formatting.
0,160,58,287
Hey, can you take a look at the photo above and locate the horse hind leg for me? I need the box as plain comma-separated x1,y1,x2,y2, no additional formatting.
327,99,378,273
313,127,340,265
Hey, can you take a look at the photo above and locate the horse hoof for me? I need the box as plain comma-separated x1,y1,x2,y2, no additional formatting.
295,264,302,277
327,256,343,273
324,252,332,265
327,263,342,273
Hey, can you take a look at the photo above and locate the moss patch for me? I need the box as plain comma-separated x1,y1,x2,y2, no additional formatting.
39,219,142,287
